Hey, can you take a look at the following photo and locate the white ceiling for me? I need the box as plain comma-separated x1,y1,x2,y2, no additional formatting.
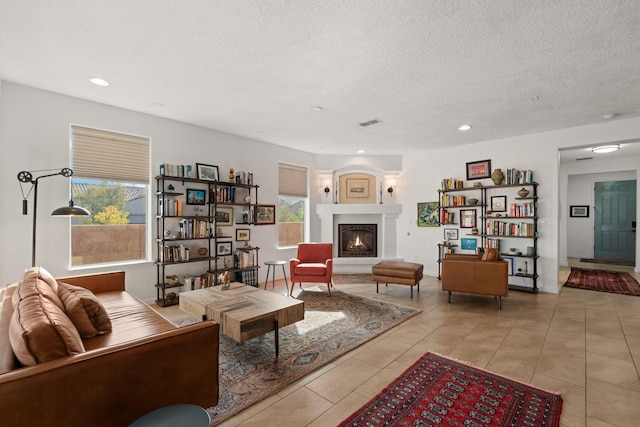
1,1,640,155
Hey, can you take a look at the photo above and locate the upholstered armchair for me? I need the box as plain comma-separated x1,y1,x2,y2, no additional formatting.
441,248,508,309
289,243,333,296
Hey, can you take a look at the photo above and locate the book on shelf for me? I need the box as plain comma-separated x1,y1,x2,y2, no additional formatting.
486,220,534,237
440,194,466,206
158,198,182,216
509,202,535,217
505,169,534,185
161,244,190,263
441,178,465,190
178,219,212,238
236,269,258,287
440,209,455,224
159,163,194,178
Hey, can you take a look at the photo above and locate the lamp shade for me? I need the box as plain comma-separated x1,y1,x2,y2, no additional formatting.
51,200,90,216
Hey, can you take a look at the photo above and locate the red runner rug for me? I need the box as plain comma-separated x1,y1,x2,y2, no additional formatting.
579,258,635,267
564,267,640,296
339,352,562,427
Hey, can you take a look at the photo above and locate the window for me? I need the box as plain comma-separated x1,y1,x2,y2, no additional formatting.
70,125,150,266
278,163,308,247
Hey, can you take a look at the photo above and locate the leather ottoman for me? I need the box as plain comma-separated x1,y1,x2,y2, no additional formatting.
372,261,424,298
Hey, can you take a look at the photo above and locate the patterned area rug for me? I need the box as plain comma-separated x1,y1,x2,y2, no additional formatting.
339,352,563,427
333,273,375,284
564,268,640,296
208,290,420,425
579,258,635,266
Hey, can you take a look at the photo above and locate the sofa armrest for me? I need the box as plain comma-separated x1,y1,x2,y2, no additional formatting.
0,320,219,426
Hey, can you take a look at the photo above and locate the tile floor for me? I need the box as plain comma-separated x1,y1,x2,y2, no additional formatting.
158,260,640,426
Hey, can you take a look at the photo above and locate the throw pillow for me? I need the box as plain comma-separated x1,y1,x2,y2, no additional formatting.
57,282,112,338
482,248,499,261
22,266,59,293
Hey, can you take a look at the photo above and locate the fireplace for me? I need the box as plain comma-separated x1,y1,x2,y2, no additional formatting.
338,224,377,257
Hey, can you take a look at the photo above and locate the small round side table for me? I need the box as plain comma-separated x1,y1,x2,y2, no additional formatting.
129,404,210,426
264,260,289,294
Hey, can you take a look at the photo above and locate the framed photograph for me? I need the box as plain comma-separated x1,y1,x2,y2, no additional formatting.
570,205,589,218
491,196,507,212
216,241,232,256
461,238,477,250
466,159,491,180
503,256,514,276
196,163,219,181
214,206,233,226
346,179,368,198
256,204,276,225
417,202,440,227
444,229,458,240
235,228,250,241
460,209,477,228
186,188,206,205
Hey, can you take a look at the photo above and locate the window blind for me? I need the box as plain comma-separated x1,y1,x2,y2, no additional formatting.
278,163,308,197
71,125,150,184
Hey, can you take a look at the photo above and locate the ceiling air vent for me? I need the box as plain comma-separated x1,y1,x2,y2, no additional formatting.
358,118,382,127
576,157,593,161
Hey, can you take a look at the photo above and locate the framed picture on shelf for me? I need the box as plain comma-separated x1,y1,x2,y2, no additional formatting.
570,205,589,217
503,256,514,276
417,202,439,227
460,209,477,228
491,196,507,212
466,159,491,180
196,163,219,181
235,228,250,241
346,179,368,198
461,238,477,250
216,241,232,256
444,229,458,240
214,206,234,226
256,205,276,225
186,188,206,205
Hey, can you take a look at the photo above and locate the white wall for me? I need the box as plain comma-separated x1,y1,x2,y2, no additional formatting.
0,82,316,301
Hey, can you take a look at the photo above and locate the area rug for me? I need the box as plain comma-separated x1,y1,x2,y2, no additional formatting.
339,352,563,427
333,273,375,284
207,290,420,425
564,267,640,296
579,258,635,266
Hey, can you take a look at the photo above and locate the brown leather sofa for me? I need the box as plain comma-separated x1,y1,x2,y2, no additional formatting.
0,270,219,426
441,248,508,309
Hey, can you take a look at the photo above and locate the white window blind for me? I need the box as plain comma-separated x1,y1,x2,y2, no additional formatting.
71,125,150,184
278,163,308,197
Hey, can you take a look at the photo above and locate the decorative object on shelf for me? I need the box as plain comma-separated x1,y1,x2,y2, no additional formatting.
17,167,90,267
473,182,482,187
165,292,177,300
570,205,589,217
527,246,536,256
197,247,208,256
417,202,440,227
467,198,478,205
466,159,492,180
186,188,206,205
196,163,219,181
491,195,507,212
471,227,479,235
167,184,175,190
244,195,252,203
229,168,235,182
256,204,276,225
491,168,505,185
518,188,530,198
165,275,180,285
217,271,231,289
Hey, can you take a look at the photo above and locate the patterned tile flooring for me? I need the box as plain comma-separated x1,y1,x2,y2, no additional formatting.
157,259,640,426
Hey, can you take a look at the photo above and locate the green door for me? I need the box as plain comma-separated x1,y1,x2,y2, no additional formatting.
594,180,636,261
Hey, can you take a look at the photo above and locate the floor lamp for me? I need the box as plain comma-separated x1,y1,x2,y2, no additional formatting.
17,167,90,267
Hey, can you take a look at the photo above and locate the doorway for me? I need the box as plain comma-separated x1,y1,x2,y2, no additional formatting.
594,180,637,261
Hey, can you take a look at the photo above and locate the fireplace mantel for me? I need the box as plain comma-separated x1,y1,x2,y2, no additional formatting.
316,204,402,273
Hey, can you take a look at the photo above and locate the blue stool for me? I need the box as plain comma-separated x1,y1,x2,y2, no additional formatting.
129,404,210,426
264,260,289,295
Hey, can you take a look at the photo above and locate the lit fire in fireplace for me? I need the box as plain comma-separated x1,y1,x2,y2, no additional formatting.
347,234,368,251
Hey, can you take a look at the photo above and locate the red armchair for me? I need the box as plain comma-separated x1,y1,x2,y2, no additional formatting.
289,243,333,296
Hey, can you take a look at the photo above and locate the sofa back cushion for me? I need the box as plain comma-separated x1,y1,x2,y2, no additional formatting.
58,282,112,338
296,243,333,263
9,277,84,366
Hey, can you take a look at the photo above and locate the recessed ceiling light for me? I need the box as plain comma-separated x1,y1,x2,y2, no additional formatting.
458,124,472,131
602,113,617,120
357,149,365,154
311,106,324,112
591,145,620,154
89,77,110,87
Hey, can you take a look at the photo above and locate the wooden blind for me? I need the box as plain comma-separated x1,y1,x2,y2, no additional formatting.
278,163,308,197
71,125,150,184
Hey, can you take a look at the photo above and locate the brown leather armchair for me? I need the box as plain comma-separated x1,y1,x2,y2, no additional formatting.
441,248,508,309
290,243,333,296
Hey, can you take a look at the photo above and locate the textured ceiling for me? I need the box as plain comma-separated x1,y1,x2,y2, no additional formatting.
1,1,639,155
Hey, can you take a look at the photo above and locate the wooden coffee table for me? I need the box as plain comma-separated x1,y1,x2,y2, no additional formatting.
179,283,304,356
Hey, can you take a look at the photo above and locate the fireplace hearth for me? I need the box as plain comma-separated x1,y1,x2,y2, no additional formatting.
338,224,377,257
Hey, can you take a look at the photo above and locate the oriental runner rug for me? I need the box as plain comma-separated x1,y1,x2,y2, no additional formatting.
339,352,563,427
207,290,420,425
579,258,635,267
564,267,640,296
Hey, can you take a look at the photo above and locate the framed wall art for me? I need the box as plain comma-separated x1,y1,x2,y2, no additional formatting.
346,179,369,198
196,163,219,181
214,206,234,226
235,228,250,241
460,209,477,228
216,241,232,256
491,196,507,212
503,256,514,276
256,204,276,225
444,228,458,240
186,188,206,205
466,159,491,180
570,205,589,217
461,238,477,250
417,202,439,227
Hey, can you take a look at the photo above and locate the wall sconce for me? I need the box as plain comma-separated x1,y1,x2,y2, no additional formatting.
324,185,331,197
387,185,394,197
17,167,90,267
386,178,397,197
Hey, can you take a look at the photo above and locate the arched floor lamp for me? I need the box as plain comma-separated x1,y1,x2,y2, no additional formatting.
18,167,90,267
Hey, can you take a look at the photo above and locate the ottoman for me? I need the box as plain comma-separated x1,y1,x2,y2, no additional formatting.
372,261,424,298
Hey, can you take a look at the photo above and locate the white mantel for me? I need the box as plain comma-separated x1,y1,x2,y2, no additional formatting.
316,204,403,273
